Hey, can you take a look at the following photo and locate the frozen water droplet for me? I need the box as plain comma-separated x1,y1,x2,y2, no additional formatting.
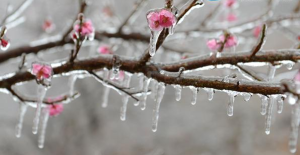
38,108,49,149
227,91,237,117
243,93,252,102
174,85,182,101
287,94,298,105
277,95,284,114
286,62,294,70
289,103,300,153
15,103,28,138
204,88,214,101
189,86,198,105
152,83,165,132
33,85,47,135
260,95,268,115
265,95,275,135
149,31,161,57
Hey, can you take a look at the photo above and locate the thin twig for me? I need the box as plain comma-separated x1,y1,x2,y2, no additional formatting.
250,24,267,58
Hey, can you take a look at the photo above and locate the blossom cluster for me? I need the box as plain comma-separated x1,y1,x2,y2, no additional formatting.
147,9,176,31
206,34,238,51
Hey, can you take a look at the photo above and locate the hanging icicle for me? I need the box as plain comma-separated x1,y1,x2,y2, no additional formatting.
260,95,268,115
289,103,300,153
120,73,132,121
190,86,198,105
15,103,28,138
69,75,77,96
204,88,214,101
32,85,47,135
38,107,50,149
152,83,165,132
141,78,151,110
265,95,275,135
227,91,237,117
277,95,284,114
174,85,182,101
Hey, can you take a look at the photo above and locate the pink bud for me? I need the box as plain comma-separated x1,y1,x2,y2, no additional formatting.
219,35,238,48
226,13,237,22
159,10,176,28
49,104,64,116
206,39,220,51
0,38,9,48
253,26,262,38
225,0,236,8
31,63,53,80
43,19,55,33
98,45,113,54
147,11,163,31
74,19,95,37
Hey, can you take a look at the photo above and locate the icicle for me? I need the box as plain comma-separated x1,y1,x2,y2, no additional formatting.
15,103,28,138
149,31,161,57
152,83,165,132
141,78,151,110
38,108,49,149
289,103,300,153
204,88,214,101
265,95,275,135
267,65,276,81
120,73,131,121
150,79,158,101
134,74,145,106
261,95,268,115
189,86,198,105
227,91,237,117
69,75,77,96
243,93,251,102
32,85,47,135
102,86,110,108
277,95,284,114
174,85,182,101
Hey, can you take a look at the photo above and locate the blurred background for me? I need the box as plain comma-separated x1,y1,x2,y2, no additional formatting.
0,0,300,155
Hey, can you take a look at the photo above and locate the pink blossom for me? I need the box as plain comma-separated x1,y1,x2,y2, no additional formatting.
219,35,238,48
0,38,9,48
31,63,53,80
225,0,236,8
48,104,64,117
226,13,237,22
147,12,163,31
295,71,300,83
206,39,220,51
98,45,113,54
253,26,261,38
42,19,55,33
74,20,94,36
159,10,176,28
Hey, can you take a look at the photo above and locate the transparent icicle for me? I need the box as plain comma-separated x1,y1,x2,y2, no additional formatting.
260,95,268,115
32,85,47,135
149,31,161,57
190,86,198,105
38,108,49,149
120,73,131,121
102,86,110,108
150,79,158,101
267,65,276,81
69,75,77,96
141,78,151,110
15,103,28,138
204,88,214,101
289,103,300,153
277,95,284,114
134,75,144,106
265,95,275,135
227,91,236,117
152,83,165,132
174,85,182,101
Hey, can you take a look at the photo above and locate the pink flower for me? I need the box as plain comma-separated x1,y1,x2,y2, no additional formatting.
225,0,236,8
219,35,238,48
253,26,261,38
147,12,163,31
98,45,113,54
43,19,55,33
31,63,53,80
206,39,220,51
159,10,176,28
226,13,237,22
0,38,9,48
295,71,300,83
48,104,64,117
74,20,94,36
